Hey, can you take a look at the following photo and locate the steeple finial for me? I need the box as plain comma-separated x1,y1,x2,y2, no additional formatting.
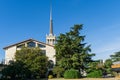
49,0,53,36
50,1,52,21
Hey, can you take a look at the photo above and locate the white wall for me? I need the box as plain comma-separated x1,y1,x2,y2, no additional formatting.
5,46,16,64
46,45,56,64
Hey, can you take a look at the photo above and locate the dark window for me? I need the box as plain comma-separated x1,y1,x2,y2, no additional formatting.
38,44,45,48
17,44,25,48
48,60,54,68
9,60,14,64
27,42,35,47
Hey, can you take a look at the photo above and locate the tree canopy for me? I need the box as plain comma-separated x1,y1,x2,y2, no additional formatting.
104,59,112,74
2,47,48,80
110,51,120,62
55,24,95,74
15,47,48,78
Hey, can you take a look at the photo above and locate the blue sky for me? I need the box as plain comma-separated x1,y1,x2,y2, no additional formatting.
0,0,120,62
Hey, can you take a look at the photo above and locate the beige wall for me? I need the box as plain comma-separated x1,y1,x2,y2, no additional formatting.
5,46,16,64
46,45,56,64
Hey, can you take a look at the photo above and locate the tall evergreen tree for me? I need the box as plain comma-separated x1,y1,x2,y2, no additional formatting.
55,24,95,72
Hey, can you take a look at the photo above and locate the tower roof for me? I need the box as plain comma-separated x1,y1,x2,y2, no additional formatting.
49,0,53,36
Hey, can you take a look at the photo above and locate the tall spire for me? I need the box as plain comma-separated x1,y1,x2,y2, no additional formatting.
49,0,53,36
46,0,56,45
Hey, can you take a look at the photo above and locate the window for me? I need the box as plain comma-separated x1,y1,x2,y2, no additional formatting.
27,42,35,47
38,44,45,48
48,60,54,68
17,44,25,48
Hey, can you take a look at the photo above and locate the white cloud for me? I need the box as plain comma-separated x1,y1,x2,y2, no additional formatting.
92,37,120,60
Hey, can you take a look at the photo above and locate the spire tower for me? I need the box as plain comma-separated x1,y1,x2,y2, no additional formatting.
46,0,56,45
50,1,53,35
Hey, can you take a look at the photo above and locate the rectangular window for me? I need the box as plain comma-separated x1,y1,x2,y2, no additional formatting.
27,42,35,47
38,44,46,48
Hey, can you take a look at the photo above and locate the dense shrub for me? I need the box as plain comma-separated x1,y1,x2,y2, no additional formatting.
87,70,102,78
48,75,53,79
64,69,80,79
53,66,64,78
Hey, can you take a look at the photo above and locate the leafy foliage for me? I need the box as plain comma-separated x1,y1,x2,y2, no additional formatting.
52,66,64,78
55,24,95,75
87,59,113,78
86,60,106,78
2,61,27,80
86,61,100,73
2,47,48,79
15,47,48,78
64,69,80,79
110,51,120,62
104,59,112,74
48,75,53,79
87,70,102,78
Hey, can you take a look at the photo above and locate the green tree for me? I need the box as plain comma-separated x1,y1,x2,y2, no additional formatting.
64,69,80,79
87,70,102,78
86,60,104,78
86,61,99,73
55,24,95,74
110,51,120,62
52,66,64,78
104,59,112,74
15,47,48,79
2,61,27,80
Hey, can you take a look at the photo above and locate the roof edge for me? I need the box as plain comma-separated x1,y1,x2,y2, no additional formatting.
3,38,54,49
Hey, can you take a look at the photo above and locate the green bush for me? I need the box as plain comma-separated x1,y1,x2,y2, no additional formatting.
48,75,53,79
64,69,80,79
53,66,64,78
87,70,102,78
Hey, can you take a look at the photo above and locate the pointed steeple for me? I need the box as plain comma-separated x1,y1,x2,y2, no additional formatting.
46,0,56,45
49,1,53,36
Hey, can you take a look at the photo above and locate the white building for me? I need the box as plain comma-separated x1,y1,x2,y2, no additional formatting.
3,7,56,65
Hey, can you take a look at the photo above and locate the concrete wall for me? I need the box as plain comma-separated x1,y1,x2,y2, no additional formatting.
46,45,56,64
5,46,16,64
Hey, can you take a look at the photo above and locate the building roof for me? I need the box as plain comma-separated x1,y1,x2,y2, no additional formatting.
113,61,120,65
3,38,54,49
